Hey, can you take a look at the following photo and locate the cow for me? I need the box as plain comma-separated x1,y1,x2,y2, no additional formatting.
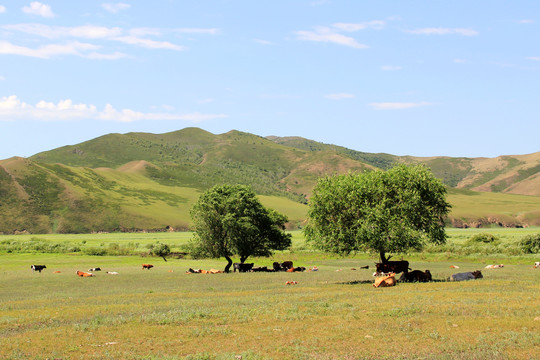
485,264,504,269
88,267,101,272
106,271,119,275
76,270,94,277
449,270,483,281
233,263,254,272
373,273,396,288
375,261,410,274
142,264,154,270
534,262,540,268
400,270,432,283
285,281,298,285
250,266,268,272
273,261,294,272
31,265,46,273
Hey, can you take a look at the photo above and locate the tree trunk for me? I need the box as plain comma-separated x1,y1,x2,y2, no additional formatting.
380,251,388,263
240,255,248,264
224,256,233,273
162,256,167,262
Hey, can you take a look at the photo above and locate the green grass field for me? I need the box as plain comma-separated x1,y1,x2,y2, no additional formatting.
1,230,539,359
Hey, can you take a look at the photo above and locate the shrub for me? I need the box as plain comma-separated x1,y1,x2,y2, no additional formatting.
519,233,540,254
466,233,499,245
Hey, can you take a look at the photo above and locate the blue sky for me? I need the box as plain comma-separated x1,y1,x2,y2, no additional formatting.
1,1,539,160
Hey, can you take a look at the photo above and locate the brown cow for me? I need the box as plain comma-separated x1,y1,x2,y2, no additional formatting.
76,270,94,277
373,273,396,288
142,264,154,270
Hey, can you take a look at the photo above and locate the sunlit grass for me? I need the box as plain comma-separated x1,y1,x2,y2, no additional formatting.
1,240,539,359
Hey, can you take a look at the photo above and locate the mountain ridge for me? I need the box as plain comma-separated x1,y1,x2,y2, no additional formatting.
0,127,539,234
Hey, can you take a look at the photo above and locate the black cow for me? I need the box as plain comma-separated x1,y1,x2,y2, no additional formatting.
400,269,432,283
233,263,254,272
251,266,268,272
375,261,410,274
88,267,101,272
273,261,294,272
31,265,46,273
292,267,306,272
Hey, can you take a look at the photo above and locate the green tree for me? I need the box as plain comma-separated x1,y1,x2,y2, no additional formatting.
189,184,292,272
304,164,451,263
151,242,171,261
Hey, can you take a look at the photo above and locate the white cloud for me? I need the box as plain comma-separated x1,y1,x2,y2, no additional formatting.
102,3,131,14
381,65,402,71
0,75,4,80
324,93,355,100
519,19,535,24
333,21,386,32
296,27,368,49
405,27,478,36
0,95,228,123
454,58,466,63
22,2,54,18
369,101,432,110
295,21,384,49
526,56,540,61
0,24,218,57
112,36,185,50
0,40,103,59
0,5,6,13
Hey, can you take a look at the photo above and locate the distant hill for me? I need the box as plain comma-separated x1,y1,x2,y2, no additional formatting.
0,127,538,234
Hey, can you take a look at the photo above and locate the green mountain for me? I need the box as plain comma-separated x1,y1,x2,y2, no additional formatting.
0,127,538,234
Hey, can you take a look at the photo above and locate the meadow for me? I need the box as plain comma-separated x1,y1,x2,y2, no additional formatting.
1,229,539,359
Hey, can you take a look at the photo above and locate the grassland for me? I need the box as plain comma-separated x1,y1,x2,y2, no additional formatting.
1,230,539,359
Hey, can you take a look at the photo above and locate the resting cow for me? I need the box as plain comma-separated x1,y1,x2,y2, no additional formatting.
400,270,432,283
233,263,254,272
273,261,294,272
76,270,94,277
534,262,540,268
106,271,119,275
142,264,154,270
31,265,47,273
88,267,101,272
375,261,410,274
449,270,483,281
484,264,504,269
373,273,396,288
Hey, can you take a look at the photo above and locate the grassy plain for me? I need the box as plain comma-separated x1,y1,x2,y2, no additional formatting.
1,230,539,359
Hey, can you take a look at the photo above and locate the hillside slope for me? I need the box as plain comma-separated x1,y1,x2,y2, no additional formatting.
0,128,538,234
269,136,540,196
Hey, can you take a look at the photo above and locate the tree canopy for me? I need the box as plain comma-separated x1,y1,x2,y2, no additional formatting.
189,184,291,272
304,164,451,262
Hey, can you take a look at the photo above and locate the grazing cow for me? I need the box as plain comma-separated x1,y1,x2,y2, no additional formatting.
76,270,94,277
31,265,47,273
88,267,101,272
534,262,540,268
285,281,298,285
106,271,119,275
485,264,504,269
373,273,396,288
233,263,254,272
400,270,432,283
142,264,154,270
449,270,483,282
375,261,410,274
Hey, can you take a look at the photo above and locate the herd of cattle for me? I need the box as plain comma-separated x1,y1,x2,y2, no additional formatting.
30,260,539,286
